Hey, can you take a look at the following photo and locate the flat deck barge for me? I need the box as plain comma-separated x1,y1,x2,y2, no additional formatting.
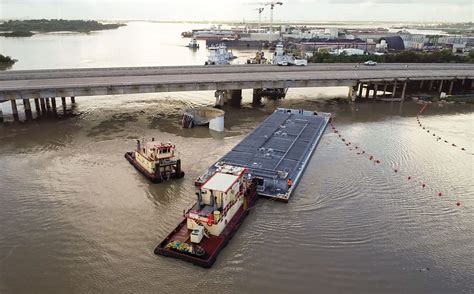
196,108,330,202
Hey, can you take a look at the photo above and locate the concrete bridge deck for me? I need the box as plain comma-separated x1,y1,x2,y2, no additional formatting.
1,63,473,101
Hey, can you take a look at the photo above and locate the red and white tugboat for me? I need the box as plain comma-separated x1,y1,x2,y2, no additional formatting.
125,138,184,183
154,162,257,268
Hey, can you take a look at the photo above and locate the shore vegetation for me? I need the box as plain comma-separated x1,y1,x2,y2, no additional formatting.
0,19,125,37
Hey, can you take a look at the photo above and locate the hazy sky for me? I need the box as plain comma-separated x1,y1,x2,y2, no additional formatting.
0,0,472,22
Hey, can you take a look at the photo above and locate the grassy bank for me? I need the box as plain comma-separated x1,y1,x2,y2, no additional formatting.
0,19,125,37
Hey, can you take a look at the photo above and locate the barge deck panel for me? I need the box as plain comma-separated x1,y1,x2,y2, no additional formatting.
197,108,330,202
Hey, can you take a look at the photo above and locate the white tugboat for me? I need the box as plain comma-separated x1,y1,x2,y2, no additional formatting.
125,138,184,183
187,38,199,49
155,163,258,267
272,42,307,66
204,43,235,65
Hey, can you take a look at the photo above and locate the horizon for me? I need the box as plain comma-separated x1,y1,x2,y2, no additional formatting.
0,0,472,23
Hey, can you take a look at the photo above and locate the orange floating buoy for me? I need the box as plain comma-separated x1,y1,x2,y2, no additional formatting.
456,202,460,206
438,192,442,196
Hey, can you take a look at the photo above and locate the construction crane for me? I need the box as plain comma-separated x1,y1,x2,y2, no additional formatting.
254,7,265,30
264,1,283,34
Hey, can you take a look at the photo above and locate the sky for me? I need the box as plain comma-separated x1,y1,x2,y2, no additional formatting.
0,0,472,22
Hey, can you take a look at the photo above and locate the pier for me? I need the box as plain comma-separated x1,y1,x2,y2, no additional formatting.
0,63,473,122
196,108,331,202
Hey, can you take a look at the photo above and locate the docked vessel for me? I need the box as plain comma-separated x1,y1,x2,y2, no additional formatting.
272,42,307,66
204,44,235,65
125,139,184,183
186,38,199,49
154,163,257,268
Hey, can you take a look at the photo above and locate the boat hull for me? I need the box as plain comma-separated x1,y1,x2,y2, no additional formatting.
154,185,257,268
124,152,185,183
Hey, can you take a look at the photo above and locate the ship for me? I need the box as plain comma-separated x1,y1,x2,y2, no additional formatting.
204,44,236,65
154,163,258,268
125,138,185,183
272,42,307,66
186,38,199,49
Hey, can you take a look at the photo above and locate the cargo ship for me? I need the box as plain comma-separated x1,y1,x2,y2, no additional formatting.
154,163,257,268
125,138,184,183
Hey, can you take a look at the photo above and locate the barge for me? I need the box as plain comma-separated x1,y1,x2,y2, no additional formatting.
196,108,330,202
154,164,257,268
125,138,184,183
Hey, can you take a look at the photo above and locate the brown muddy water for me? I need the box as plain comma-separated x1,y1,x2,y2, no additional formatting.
0,22,473,293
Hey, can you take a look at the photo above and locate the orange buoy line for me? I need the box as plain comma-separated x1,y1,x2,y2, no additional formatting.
329,121,461,207
416,103,472,155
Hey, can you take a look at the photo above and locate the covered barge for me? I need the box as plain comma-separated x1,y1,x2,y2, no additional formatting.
196,108,330,202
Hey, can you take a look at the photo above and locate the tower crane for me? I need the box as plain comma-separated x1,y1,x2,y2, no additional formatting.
254,7,265,30
263,1,283,34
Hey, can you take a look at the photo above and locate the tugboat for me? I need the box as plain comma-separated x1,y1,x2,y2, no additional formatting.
187,38,199,49
125,138,185,183
154,163,258,267
204,43,235,65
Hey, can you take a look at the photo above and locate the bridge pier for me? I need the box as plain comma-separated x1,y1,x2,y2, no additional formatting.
11,100,19,121
71,96,76,104
252,89,262,104
357,83,363,99
61,97,67,112
40,98,47,113
382,83,388,97
23,99,33,119
45,98,51,112
392,80,398,98
401,80,407,100
438,80,444,93
0,102,3,122
214,90,226,108
448,80,454,95
365,84,370,99
373,83,378,99
51,97,57,115
229,89,242,106
34,98,41,114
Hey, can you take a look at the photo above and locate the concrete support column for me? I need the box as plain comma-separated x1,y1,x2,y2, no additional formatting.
383,83,388,97
357,82,363,99
373,83,378,99
23,99,32,119
229,89,242,106
0,102,4,122
45,98,51,111
252,89,262,104
429,80,434,91
420,80,424,89
11,100,19,121
40,98,47,113
439,80,444,93
401,80,408,100
71,96,76,104
51,97,57,114
34,98,41,114
61,97,67,111
214,91,225,107
471,79,474,89
392,80,398,98
365,84,370,99
448,80,454,95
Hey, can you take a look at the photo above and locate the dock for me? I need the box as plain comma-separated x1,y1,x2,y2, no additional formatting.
196,108,331,202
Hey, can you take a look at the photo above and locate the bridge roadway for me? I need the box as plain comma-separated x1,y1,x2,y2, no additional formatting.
1,63,473,101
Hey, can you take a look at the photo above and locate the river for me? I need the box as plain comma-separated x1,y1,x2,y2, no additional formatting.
0,22,473,293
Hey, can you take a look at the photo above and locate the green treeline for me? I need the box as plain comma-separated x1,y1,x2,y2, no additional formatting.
0,54,16,70
308,50,474,64
0,19,125,37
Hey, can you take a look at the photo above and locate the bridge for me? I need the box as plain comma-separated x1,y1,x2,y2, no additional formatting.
0,63,473,121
